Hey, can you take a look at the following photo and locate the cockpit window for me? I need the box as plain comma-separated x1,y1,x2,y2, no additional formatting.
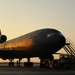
54,32,62,36
46,32,62,38
46,33,54,38
47,34,51,37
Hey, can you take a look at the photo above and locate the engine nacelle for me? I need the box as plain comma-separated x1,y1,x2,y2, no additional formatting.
0,35,7,43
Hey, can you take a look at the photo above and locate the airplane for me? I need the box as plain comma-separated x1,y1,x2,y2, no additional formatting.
0,28,66,67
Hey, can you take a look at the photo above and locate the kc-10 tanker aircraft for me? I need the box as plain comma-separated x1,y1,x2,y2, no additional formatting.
0,28,66,67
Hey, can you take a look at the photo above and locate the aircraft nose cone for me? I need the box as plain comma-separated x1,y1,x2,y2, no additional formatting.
59,36,66,45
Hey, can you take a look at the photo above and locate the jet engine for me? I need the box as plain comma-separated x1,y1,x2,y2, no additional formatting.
0,35,7,43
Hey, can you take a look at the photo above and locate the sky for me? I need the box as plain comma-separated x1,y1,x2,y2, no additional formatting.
0,0,75,62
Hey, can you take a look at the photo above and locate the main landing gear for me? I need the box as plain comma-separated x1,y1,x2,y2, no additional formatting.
8,55,54,68
40,55,54,68
9,58,22,67
9,59,14,67
8,58,33,67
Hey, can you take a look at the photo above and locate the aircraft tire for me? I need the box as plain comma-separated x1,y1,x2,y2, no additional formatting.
24,62,33,67
53,60,58,69
9,62,11,66
11,62,14,67
40,63,44,68
9,62,14,67
44,61,49,68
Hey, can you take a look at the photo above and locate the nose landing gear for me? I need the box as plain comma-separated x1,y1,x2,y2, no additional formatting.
40,55,54,68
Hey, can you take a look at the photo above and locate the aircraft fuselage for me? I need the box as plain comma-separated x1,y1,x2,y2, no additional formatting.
0,28,66,59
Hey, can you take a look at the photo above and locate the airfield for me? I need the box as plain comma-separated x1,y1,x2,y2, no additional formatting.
0,63,75,75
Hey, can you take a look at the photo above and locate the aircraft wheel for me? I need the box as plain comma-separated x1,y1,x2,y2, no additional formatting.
44,61,49,68
40,63,44,68
53,60,58,69
12,62,14,66
9,62,11,66
9,62,14,67
24,62,33,67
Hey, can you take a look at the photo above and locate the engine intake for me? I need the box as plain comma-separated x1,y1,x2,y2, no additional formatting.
0,35,7,43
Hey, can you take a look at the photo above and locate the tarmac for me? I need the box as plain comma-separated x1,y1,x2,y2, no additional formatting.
0,63,75,75
0,66,75,75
